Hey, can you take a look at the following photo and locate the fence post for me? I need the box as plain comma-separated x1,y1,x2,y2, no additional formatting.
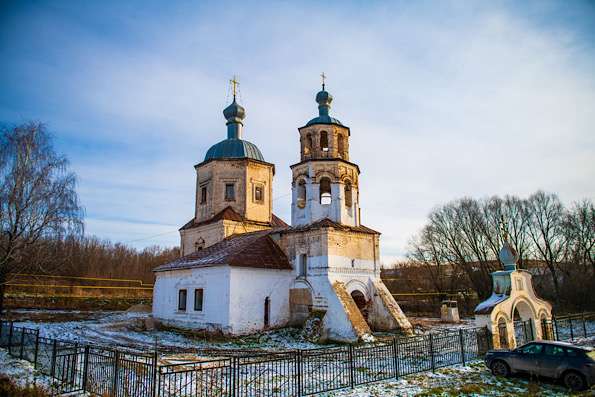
50,339,57,379
553,316,559,341
392,337,399,379
152,350,158,397
348,344,354,388
7,321,13,354
569,317,574,341
296,350,302,396
112,350,120,396
459,329,466,366
231,356,237,397
581,313,587,338
429,334,436,373
19,327,25,359
33,329,40,369
82,346,89,392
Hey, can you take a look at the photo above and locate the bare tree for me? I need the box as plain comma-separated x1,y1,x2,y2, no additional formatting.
525,191,567,304
0,122,83,314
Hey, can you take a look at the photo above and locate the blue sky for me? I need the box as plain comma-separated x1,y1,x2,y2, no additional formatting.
1,1,594,263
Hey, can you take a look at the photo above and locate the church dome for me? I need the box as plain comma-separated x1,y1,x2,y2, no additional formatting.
204,139,265,162
306,87,344,127
223,100,245,124
204,91,265,163
499,241,518,271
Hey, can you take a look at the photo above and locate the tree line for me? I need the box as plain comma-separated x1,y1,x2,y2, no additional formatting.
1,123,178,314
407,192,594,312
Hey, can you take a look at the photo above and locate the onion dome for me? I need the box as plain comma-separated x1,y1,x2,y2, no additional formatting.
223,99,245,126
499,241,518,271
203,97,265,162
306,87,344,127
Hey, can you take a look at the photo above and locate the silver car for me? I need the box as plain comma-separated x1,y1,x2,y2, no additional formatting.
484,340,595,391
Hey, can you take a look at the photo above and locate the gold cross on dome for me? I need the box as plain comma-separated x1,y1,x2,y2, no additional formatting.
230,76,239,99
321,72,326,89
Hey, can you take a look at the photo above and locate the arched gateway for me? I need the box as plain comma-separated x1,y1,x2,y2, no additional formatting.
475,237,552,349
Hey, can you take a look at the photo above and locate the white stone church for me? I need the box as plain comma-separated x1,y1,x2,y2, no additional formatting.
152,81,412,342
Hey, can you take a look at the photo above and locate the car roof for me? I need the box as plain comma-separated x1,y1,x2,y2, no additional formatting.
524,340,593,351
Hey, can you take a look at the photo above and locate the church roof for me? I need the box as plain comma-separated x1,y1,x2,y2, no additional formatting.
304,115,345,128
302,85,346,128
204,138,265,162
180,206,288,231
154,230,291,272
282,218,380,235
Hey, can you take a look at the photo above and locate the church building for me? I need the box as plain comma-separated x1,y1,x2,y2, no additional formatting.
152,79,412,342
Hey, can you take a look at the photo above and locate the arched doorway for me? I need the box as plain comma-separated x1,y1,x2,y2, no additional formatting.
497,316,509,349
351,290,369,321
513,300,535,346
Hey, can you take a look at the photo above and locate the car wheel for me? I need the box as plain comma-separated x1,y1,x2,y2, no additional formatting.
563,371,586,391
490,360,510,377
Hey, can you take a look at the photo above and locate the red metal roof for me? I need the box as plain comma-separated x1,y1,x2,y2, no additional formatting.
180,206,288,231
154,230,291,272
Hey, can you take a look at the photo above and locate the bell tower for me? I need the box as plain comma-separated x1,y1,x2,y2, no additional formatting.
291,77,361,227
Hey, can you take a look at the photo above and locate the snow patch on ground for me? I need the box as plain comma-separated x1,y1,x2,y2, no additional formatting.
0,349,57,392
11,310,324,352
324,361,594,396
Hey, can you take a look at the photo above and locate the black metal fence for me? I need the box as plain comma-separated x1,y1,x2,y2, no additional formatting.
3,313,592,397
541,312,595,342
0,320,493,396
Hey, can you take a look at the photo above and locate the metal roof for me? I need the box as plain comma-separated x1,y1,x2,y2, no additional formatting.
204,138,265,162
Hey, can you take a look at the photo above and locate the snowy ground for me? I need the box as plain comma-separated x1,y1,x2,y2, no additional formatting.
324,361,595,397
8,309,326,352
0,349,59,394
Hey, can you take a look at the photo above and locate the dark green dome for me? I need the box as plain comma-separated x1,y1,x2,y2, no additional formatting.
306,87,344,127
203,95,265,162
204,138,265,162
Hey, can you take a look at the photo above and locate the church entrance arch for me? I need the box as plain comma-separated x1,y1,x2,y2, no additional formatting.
289,281,314,326
351,290,369,321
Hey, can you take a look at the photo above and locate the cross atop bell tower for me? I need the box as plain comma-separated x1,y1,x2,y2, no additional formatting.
230,75,239,100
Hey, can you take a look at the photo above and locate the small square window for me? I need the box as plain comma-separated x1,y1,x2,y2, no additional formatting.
194,288,204,311
225,183,235,201
254,185,264,203
178,289,187,311
200,187,207,204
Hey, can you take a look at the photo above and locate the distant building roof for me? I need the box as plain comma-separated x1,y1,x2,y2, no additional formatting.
154,230,291,272
180,206,288,231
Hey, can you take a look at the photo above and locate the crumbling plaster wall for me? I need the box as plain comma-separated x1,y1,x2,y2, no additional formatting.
194,159,273,225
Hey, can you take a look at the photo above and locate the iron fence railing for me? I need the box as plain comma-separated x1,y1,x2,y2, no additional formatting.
0,313,591,396
541,312,595,342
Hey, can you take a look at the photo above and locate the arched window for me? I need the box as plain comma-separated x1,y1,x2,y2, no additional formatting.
297,179,306,208
320,131,329,153
319,177,331,205
344,181,352,207
305,134,313,155
337,135,345,158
